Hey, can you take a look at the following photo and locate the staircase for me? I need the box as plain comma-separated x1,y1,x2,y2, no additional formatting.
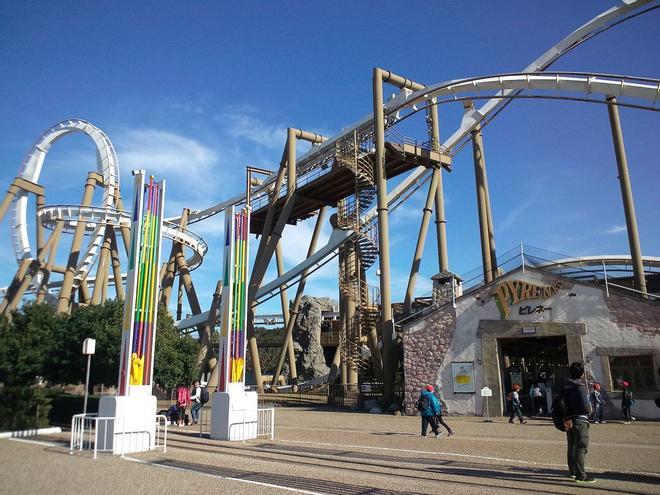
335,132,382,380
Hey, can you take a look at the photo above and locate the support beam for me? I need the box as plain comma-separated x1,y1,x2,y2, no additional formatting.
35,194,45,254
471,123,494,284
275,242,297,383
161,209,189,307
373,68,395,405
56,173,99,313
430,104,449,272
92,226,113,305
248,128,325,392
199,280,222,388
36,221,64,304
346,241,358,386
271,207,327,386
404,167,440,313
606,96,647,296
110,231,124,300
175,243,201,315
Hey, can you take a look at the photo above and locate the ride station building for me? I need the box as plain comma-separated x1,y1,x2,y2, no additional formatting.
402,265,660,419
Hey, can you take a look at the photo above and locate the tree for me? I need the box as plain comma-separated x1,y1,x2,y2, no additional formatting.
153,305,200,391
0,303,61,386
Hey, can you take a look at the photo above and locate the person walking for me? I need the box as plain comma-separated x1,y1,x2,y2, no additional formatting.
416,385,442,438
530,382,543,416
433,389,455,437
508,384,527,424
621,381,634,424
190,380,202,424
563,361,596,483
590,383,604,424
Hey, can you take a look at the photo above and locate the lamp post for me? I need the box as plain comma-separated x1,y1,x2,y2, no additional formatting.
82,338,96,415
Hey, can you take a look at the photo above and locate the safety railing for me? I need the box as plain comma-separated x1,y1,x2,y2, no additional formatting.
70,413,167,459
198,407,275,441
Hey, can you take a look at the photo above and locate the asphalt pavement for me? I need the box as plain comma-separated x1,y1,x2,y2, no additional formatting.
1,408,659,495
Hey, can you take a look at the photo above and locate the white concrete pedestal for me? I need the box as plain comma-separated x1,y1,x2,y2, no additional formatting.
98,386,156,454
210,383,258,441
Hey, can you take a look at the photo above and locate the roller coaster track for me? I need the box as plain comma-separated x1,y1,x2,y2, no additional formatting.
176,0,660,330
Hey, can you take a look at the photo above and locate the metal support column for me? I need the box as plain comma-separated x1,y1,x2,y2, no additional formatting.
275,242,297,383
271,208,327,386
471,124,494,284
92,226,113,305
404,169,440,313
109,232,124,300
430,104,449,272
56,173,99,313
606,96,647,296
373,68,394,405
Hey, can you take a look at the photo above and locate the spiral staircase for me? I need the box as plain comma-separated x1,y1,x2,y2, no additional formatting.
334,134,382,379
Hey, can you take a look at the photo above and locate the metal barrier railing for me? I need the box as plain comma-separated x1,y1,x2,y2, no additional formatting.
70,413,167,459
198,406,274,441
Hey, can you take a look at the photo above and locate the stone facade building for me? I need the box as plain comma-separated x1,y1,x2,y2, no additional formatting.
403,267,660,419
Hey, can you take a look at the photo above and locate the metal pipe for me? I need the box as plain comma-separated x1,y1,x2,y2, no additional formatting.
92,226,113,305
602,261,610,297
110,232,124,300
404,168,440,313
175,244,201,314
275,242,297,382
271,207,327,386
36,221,64,304
471,124,494,284
373,68,394,405
346,242,358,386
430,103,449,273
57,173,97,313
606,96,647,296
36,194,45,254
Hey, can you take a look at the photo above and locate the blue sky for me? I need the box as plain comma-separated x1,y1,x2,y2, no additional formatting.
0,1,658,316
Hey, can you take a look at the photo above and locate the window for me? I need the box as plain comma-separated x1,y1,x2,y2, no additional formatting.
609,355,655,391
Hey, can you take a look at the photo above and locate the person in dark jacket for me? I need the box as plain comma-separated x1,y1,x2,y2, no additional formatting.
417,385,442,437
621,381,634,424
563,362,595,483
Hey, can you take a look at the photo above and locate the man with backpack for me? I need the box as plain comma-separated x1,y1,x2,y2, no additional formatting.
416,385,442,437
562,362,596,483
190,380,207,425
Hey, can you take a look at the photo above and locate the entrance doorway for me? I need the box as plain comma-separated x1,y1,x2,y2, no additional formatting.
500,336,569,416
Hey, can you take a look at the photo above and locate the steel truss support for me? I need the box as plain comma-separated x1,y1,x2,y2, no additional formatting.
606,96,647,296
248,128,326,392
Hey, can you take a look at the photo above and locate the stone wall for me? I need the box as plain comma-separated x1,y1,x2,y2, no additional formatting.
605,291,660,337
402,303,456,415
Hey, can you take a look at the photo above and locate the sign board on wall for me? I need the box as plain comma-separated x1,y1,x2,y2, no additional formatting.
451,362,475,393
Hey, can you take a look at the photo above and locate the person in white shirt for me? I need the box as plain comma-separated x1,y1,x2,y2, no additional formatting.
190,380,202,424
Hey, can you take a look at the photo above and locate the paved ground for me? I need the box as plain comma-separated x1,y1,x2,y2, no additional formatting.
2,408,659,494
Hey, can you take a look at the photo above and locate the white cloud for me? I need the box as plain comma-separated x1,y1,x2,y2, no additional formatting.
221,111,287,150
116,128,219,184
605,224,626,235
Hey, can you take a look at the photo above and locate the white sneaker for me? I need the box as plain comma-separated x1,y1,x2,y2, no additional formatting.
435,432,443,438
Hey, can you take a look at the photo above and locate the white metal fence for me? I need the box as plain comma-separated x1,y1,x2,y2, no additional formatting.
198,406,275,440
70,413,167,459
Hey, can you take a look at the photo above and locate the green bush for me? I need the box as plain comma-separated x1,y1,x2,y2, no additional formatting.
0,387,52,431
48,393,100,426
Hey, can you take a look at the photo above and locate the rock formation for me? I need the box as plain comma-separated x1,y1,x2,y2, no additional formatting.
291,296,333,380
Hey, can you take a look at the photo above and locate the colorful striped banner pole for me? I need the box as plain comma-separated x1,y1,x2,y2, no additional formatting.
117,170,166,396
218,205,251,391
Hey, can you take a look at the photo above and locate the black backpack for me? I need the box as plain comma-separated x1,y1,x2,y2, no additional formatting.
200,387,210,405
551,393,567,431
415,395,430,412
